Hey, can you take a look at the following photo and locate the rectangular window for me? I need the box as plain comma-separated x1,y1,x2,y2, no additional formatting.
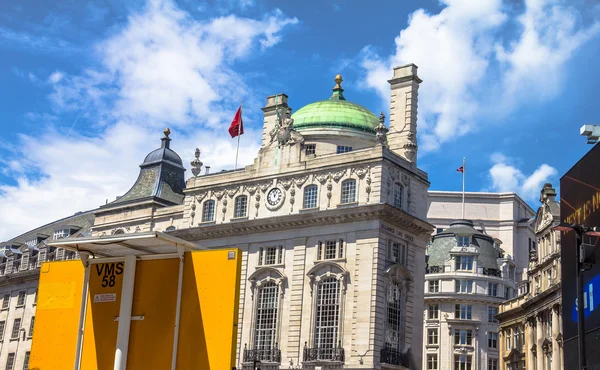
5,353,15,370
455,304,472,319
2,294,9,309
488,306,499,323
488,332,498,348
303,185,318,209
506,329,512,349
454,355,472,370
456,235,470,247
428,304,439,320
428,280,439,293
16,291,25,307
455,280,473,293
234,196,248,218
427,354,438,370
387,240,407,265
488,283,498,297
0,321,5,341
28,316,35,338
488,358,498,370
265,247,277,265
455,256,474,271
11,319,20,339
317,240,344,260
202,200,215,222
314,278,341,359
22,352,30,370
254,282,279,351
305,144,316,155
427,328,438,345
336,145,352,154
340,180,356,204
393,183,403,209
454,329,473,345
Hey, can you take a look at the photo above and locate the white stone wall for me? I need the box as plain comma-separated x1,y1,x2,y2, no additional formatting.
0,276,38,370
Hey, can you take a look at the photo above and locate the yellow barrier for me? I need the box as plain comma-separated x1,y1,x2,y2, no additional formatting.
30,249,241,370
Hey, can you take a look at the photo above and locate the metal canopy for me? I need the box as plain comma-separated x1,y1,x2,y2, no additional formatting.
45,231,201,258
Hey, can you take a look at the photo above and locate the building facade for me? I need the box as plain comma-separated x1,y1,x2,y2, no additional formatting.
497,184,562,370
0,211,94,370
89,65,433,369
427,191,536,283
423,219,518,370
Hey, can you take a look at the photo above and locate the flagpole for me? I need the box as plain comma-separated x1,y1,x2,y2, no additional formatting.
234,100,244,170
462,157,466,219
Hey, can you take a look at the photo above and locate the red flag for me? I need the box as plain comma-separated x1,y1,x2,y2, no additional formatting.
457,166,464,173
228,106,243,138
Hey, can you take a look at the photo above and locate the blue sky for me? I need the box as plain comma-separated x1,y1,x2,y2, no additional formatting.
1,0,600,239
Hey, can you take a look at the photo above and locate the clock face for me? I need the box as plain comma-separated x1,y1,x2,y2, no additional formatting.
267,187,283,206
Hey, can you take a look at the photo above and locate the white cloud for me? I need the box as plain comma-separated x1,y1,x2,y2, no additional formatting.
0,0,297,240
360,0,600,153
48,71,64,83
487,152,558,200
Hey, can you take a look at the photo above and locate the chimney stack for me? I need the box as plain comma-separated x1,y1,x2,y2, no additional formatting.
387,64,422,164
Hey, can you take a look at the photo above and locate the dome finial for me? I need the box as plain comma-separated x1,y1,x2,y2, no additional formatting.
163,127,171,138
161,128,172,149
334,74,343,89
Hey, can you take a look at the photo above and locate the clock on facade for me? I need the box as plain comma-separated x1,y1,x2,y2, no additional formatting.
265,187,285,210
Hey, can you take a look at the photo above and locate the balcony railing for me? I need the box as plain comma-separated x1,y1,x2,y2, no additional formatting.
243,344,281,363
426,265,444,274
303,341,345,362
380,344,409,368
482,268,502,277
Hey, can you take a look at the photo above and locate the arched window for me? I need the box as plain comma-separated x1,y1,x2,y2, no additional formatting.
393,183,403,209
234,196,248,218
113,229,125,235
340,179,356,204
306,262,347,362
303,185,318,209
202,200,215,222
314,276,341,358
254,282,279,352
385,280,403,352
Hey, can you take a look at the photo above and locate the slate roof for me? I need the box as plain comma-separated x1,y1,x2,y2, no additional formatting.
107,130,186,207
427,219,502,270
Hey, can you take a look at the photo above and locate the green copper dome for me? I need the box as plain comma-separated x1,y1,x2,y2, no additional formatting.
291,75,379,134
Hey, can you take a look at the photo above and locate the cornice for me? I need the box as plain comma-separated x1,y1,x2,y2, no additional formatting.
0,269,40,287
171,203,433,242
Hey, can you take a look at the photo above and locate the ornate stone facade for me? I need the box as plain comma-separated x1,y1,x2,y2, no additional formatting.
90,66,433,370
497,184,562,370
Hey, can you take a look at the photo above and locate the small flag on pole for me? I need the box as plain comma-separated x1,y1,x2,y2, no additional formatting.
228,106,244,138
457,166,464,173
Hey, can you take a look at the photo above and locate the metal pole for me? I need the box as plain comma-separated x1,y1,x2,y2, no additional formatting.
462,157,465,219
170,247,185,370
114,255,137,370
74,257,91,370
576,229,587,369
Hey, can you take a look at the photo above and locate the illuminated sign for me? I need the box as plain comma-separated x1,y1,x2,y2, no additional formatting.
572,273,600,322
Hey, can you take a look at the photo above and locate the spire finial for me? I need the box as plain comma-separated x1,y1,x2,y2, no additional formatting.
191,148,203,177
163,127,171,138
334,74,343,89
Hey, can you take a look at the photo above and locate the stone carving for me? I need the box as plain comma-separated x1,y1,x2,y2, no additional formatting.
213,189,225,200
314,173,329,185
259,182,271,193
351,166,369,179
403,132,417,162
401,173,409,185
279,179,293,190
194,191,207,204
255,194,261,217
326,178,333,208
226,187,239,198
244,184,258,195
331,169,347,183
190,148,203,177
375,113,389,146
293,175,309,188
268,108,305,147
290,188,296,212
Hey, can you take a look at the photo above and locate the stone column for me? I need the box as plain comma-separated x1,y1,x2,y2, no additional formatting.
537,313,544,370
552,305,560,370
527,318,535,370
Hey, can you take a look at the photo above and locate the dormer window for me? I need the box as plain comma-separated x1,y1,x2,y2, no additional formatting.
456,235,470,247
53,229,71,240
455,256,473,271
25,239,37,248
336,146,352,154
305,144,316,156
